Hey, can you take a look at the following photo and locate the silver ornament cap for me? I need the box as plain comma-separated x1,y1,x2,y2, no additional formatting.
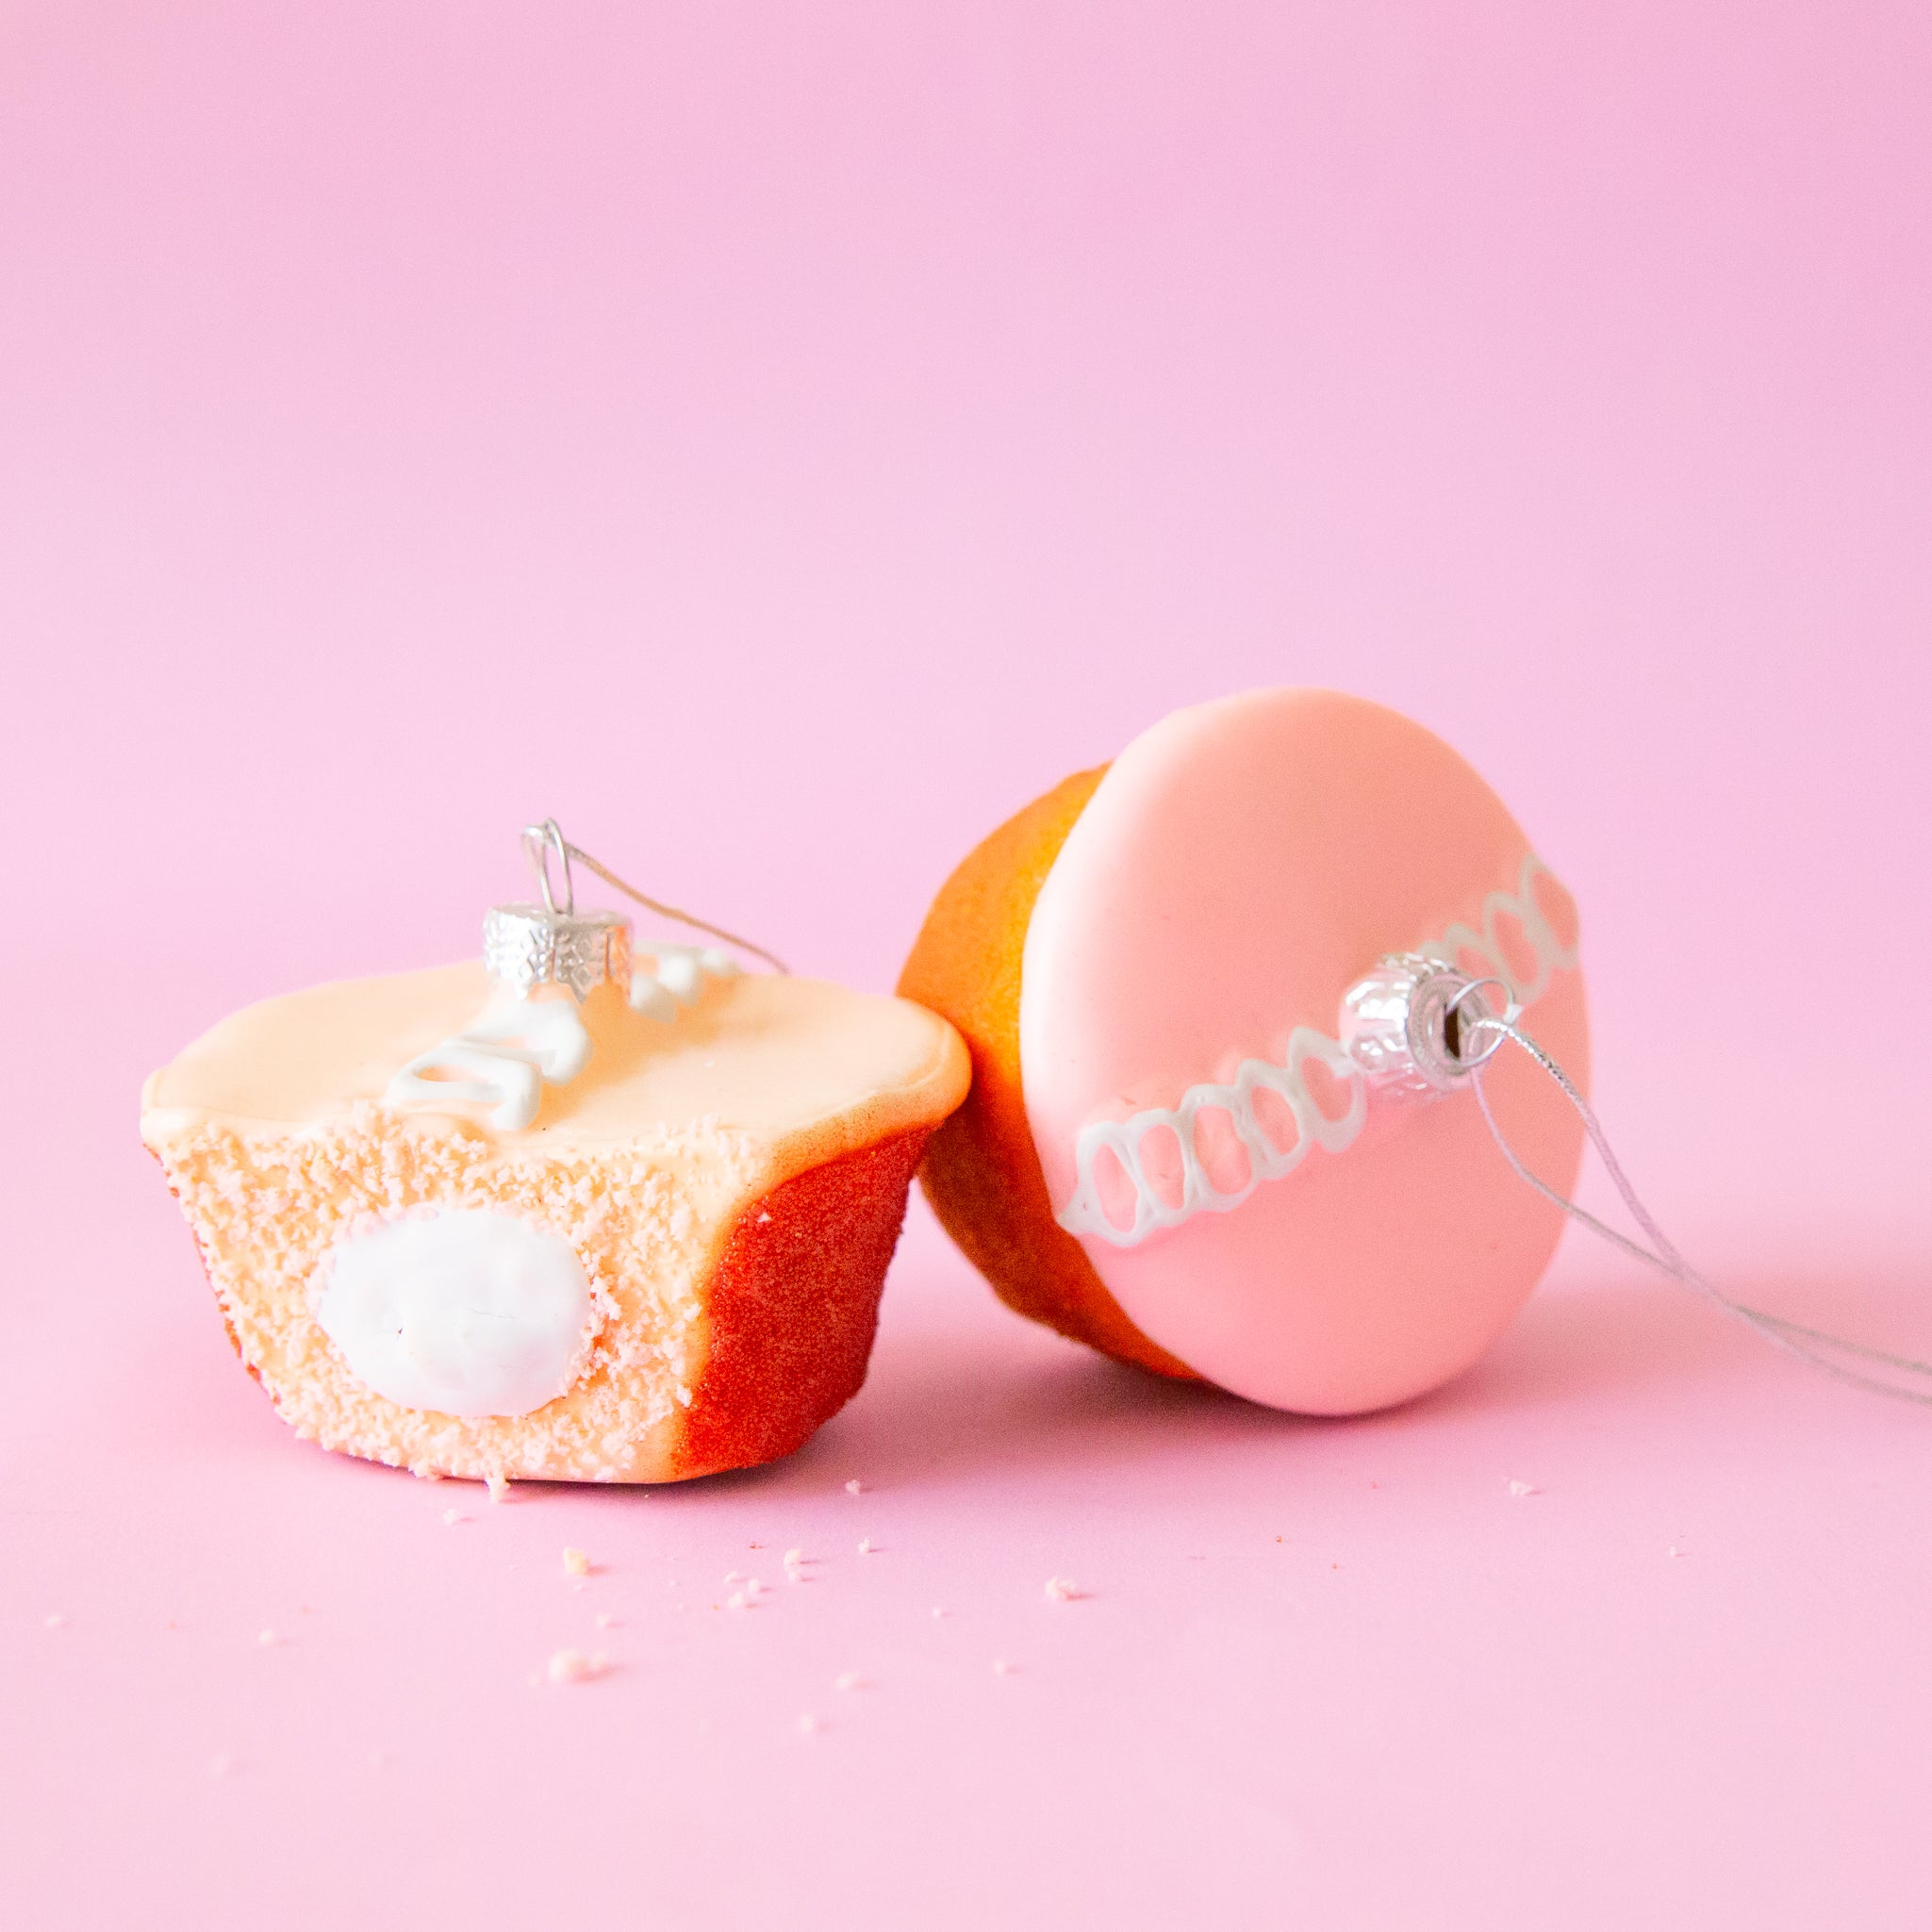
483,901,632,999
481,818,634,999
1339,952,1503,1097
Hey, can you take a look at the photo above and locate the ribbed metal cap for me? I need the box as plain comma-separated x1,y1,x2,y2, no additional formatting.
483,902,633,999
1339,952,1502,1097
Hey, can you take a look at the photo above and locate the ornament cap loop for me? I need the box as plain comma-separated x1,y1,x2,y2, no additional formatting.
1339,953,1508,1097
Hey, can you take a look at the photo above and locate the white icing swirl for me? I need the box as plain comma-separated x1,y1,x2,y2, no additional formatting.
386,996,591,1132
1054,854,1578,1247
629,940,739,1022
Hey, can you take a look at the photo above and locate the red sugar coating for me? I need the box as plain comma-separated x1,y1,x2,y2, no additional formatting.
676,1126,933,1479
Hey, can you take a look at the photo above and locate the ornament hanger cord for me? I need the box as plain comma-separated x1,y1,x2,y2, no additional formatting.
1457,999,1932,1406
521,819,790,976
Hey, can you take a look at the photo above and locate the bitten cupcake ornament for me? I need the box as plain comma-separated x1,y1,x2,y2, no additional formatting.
901,688,1588,1413
142,824,969,1484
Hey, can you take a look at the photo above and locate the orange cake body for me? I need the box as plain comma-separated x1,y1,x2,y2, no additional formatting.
898,768,1197,1379
142,964,967,1483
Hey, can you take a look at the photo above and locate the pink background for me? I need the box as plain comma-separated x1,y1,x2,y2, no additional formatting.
4,5,1930,1925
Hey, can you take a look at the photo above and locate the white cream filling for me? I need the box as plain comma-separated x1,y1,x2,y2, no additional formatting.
313,1209,597,1417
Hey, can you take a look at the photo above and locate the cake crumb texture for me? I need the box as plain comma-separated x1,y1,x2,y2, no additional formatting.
150,1103,765,1483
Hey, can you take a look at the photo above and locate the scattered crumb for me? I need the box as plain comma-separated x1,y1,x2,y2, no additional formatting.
546,1648,609,1685
256,1628,281,1647
748,1542,763,1550
43,1611,64,1629
798,1713,822,1734
992,1660,1015,1676
845,1479,863,1495
727,1592,751,1610
858,1538,876,1555
486,1475,509,1504
784,1547,805,1568
1274,1535,1283,1544
563,1546,591,1578
931,1608,948,1620
745,1577,766,1600
834,1671,867,1692
723,1569,744,1584
441,1509,466,1527
1667,1545,1683,1559
594,1611,619,1630
1508,1480,1538,1498
208,1753,235,1778
1044,1577,1081,1604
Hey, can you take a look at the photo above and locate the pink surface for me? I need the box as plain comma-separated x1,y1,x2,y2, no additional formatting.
1020,688,1592,1412
4,6,1932,1926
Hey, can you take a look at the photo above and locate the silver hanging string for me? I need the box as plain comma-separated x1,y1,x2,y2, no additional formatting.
521,818,790,977
1449,989,1932,1405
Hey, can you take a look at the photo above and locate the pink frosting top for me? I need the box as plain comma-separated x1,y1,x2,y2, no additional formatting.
1018,688,1590,1413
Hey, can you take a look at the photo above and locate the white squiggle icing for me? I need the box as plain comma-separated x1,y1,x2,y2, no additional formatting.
1054,854,1578,1248
629,940,740,1022
314,1208,597,1416
386,998,592,1132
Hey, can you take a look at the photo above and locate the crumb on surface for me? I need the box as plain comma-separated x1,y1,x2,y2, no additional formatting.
858,1538,874,1554
441,1509,466,1526
1667,1545,1683,1558
256,1628,281,1646
727,1591,750,1610
1508,1479,1538,1497
594,1611,618,1629
208,1753,235,1777
724,1569,743,1583
992,1659,1014,1675
486,1475,510,1504
563,1546,590,1577
834,1671,866,1692
798,1712,821,1734
845,1478,863,1494
43,1611,64,1629
932,1607,948,1619
1043,1577,1080,1603
547,1648,608,1685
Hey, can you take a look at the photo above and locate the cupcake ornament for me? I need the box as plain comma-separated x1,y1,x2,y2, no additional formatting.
142,822,968,1484
902,687,1929,1412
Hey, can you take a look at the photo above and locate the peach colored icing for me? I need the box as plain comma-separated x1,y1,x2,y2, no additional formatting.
1018,688,1590,1415
145,967,965,1168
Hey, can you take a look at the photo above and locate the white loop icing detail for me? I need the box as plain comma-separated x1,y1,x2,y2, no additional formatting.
1055,855,1577,1247
630,940,739,1021
386,997,592,1132
313,1209,597,1417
